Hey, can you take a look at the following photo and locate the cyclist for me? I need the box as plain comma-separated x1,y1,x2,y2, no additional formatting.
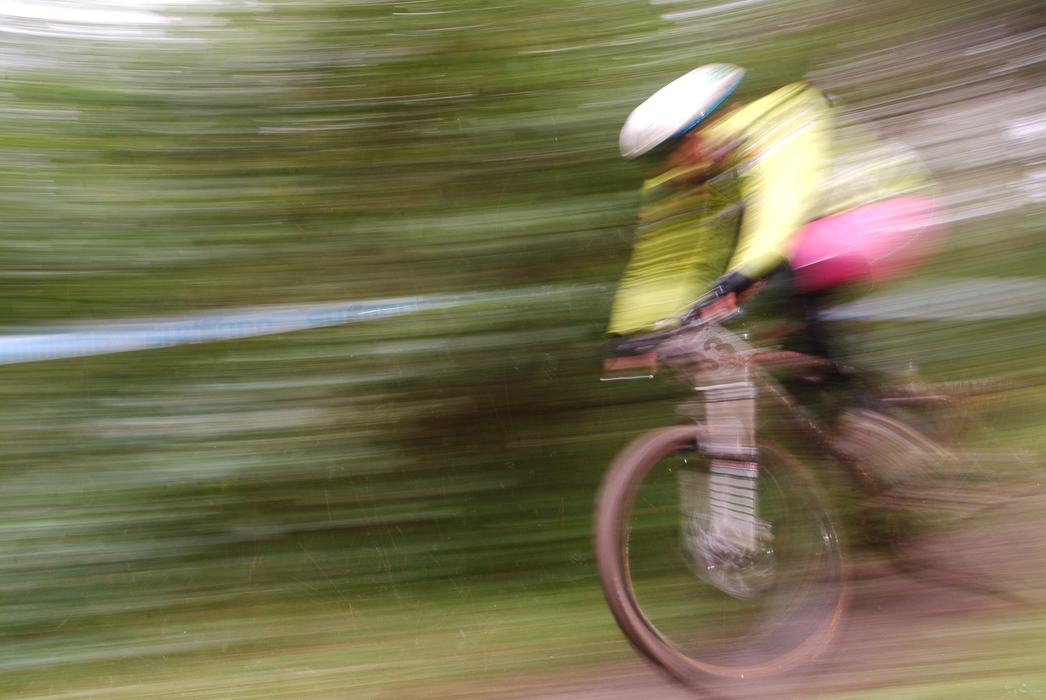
605,64,943,367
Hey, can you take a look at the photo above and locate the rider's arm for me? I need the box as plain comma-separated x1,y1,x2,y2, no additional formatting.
705,84,830,283
727,116,828,280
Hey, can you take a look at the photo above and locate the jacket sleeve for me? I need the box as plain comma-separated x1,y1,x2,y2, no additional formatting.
704,83,830,280
727,113,828,278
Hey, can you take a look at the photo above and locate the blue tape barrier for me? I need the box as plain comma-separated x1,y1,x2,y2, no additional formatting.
0,286,591,365
0,278,1038,365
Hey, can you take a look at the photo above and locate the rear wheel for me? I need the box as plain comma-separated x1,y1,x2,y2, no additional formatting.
594,426,847,687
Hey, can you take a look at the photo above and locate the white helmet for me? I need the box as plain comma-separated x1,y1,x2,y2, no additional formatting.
619,63,745,159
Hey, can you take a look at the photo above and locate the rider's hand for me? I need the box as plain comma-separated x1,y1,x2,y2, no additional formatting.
699,292,737,321
739,279,765,301
712,271,752,299
695,271,750,321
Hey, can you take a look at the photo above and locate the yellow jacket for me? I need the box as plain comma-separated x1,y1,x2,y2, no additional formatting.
608,82,933,335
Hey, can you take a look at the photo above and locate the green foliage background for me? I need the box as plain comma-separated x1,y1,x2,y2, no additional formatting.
1,0,1045,697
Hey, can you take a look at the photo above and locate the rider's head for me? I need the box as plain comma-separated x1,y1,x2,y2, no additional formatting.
619,64,744,173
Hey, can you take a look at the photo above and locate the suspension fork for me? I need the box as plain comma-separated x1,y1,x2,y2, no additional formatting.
692,371,765,552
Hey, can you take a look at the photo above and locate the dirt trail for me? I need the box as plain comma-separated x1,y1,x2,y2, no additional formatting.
468,490,1046,700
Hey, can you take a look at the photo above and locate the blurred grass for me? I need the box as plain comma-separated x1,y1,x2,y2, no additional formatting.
1,0,1046,697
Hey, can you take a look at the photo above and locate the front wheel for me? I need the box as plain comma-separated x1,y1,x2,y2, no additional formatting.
594,426,847,687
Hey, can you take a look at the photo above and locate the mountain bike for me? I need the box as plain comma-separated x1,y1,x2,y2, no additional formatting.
593,301,1033,691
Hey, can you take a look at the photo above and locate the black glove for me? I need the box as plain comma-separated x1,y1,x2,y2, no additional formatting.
709,271,752,300
679,271,753,325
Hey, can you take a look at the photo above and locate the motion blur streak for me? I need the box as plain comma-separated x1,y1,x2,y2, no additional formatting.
0,285,598,364
0,1,1044,699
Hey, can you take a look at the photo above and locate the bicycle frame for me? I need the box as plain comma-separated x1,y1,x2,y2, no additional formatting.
656,316,877,488
595,309,1033,688
651,315,892,558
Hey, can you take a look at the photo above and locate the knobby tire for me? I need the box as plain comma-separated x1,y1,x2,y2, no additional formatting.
593,425,848,689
